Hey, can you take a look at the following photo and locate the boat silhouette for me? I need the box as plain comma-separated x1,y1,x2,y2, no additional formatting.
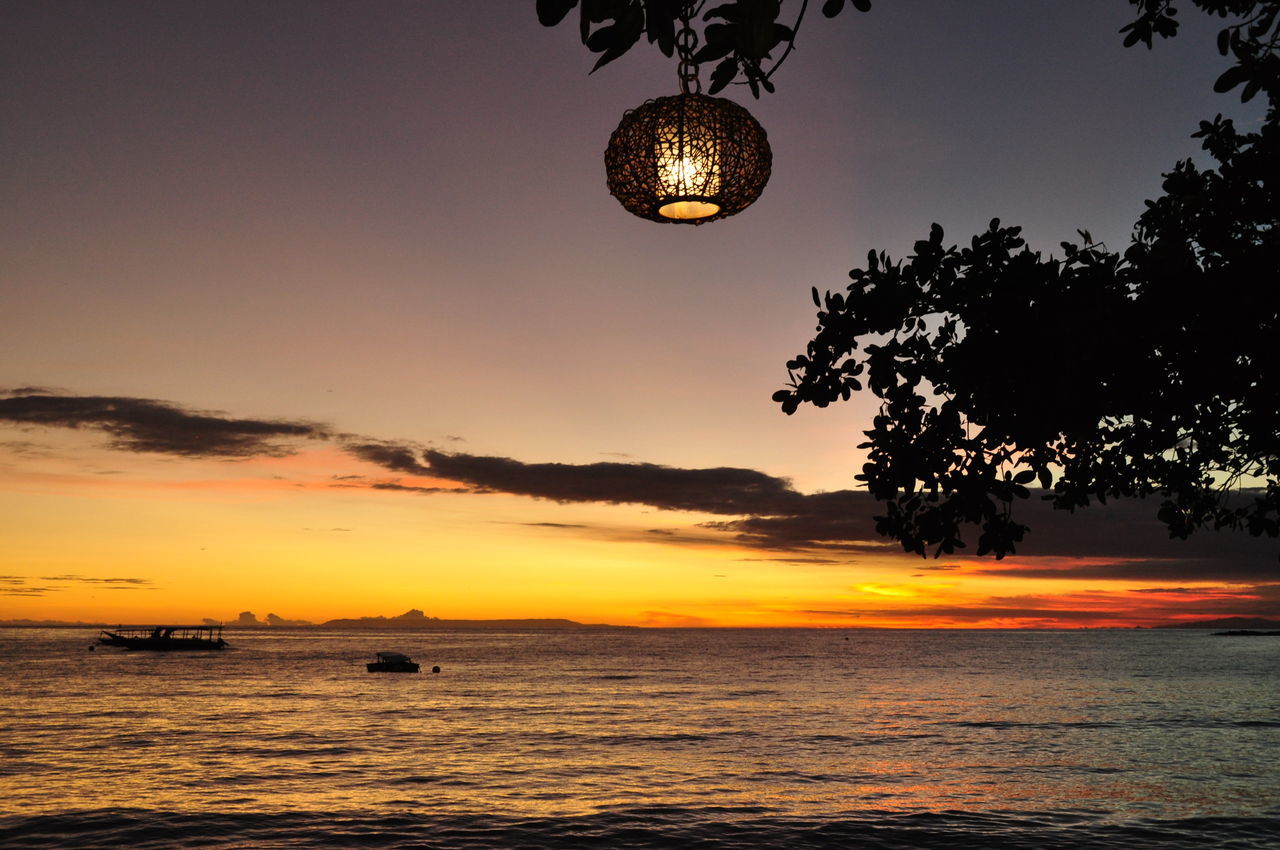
98,624,228,651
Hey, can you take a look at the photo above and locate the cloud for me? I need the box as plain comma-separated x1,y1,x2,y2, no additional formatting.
0,440,53,457
980,494,1278,560
739,557,850,566
823,585,1280,624
637,610,717,627
419,450,806,515
699,493,890,553
975,556,1279,583
7,389,1276,584
1,575,56,596
39,575,150,584
344,440,432,475
347,447,1280,577
351,448,892,552
266,612,312,626
370,482,455,494
0,574,154,596
0,389,328,458
1129,586,1248,596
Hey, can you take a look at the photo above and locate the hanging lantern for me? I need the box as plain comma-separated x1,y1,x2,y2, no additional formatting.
603,11,771,224
605,93,771,224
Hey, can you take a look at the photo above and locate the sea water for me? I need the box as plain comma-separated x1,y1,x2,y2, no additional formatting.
2,627,1278,848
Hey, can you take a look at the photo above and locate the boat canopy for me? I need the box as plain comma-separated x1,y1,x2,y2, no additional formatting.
375,652,412,662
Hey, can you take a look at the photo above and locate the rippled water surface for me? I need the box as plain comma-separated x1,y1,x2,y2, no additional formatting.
3,627,1278,847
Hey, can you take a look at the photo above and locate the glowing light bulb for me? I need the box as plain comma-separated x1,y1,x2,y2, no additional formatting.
652,123,722,220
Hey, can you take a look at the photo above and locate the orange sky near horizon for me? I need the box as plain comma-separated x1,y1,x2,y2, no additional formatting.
2,433,1269,629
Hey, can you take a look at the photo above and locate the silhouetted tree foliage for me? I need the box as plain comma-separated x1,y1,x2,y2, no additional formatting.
542,0,1280,560
537,0,870,97
771,0,1280,557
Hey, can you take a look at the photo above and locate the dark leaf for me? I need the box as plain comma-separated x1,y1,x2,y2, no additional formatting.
708,57,738,94
645,0,677,56
703,2,742,23
537,0,579,27
1119,20,1150,49
1212,64,1248,94
694,37,735,64
822,0,844,17
585,23,616,52
588,4,644,72
580,0,620,42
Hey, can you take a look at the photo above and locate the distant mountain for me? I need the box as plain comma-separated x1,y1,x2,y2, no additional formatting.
318,608,624,630
1154,617,1280,630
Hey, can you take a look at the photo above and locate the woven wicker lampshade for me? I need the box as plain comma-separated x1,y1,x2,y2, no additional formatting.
604,93,771,224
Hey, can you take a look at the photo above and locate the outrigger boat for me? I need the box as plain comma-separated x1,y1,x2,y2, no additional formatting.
98,624,227,651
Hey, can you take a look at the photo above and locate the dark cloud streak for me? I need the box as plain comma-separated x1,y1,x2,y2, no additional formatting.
7,390,1276,585
0,390,327,458
344,440,432,475
370,482,454,494
420,449,804,516
351,449,1279,581
977,557,1279,583
0,574,155,597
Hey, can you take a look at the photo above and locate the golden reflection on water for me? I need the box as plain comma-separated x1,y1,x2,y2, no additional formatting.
5,628,1278,821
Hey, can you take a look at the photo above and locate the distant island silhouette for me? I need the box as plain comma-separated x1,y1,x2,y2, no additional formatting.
314,608,624,630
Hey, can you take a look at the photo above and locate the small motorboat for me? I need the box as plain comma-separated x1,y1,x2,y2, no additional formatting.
367,651,420,673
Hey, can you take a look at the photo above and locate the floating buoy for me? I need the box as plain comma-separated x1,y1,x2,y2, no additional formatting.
431,665,441,674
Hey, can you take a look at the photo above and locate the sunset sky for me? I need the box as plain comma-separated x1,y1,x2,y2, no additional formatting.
3,1,1275,628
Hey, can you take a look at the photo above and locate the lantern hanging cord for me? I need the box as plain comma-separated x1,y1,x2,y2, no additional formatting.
676,6,701,95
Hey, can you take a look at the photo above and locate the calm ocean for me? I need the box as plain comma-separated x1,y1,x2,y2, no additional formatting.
2,627,1278,848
